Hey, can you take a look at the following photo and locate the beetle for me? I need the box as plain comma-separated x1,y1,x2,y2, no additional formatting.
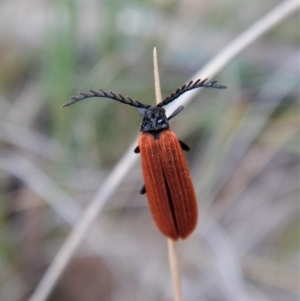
63,78,226,240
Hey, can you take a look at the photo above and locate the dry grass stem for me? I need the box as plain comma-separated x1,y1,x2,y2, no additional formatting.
153,47,163,105
167,239,183,301
154,47,183,301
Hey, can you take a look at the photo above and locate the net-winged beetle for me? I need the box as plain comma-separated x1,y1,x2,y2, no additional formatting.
63,78,226,240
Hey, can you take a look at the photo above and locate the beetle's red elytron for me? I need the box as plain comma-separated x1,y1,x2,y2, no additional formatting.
63,78,226,240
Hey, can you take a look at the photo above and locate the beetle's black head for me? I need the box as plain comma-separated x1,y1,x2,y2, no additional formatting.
139,106,169,132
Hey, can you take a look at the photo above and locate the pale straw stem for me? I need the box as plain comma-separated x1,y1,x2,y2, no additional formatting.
167,238,183,301
154,47,183,301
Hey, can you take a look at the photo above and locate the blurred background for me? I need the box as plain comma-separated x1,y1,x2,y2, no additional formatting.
0,0,299,300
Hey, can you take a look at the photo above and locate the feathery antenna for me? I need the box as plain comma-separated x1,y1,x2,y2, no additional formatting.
158,78,227,107
62,89,151,109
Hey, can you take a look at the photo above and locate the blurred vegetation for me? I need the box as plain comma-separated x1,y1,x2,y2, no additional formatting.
0,0,299,301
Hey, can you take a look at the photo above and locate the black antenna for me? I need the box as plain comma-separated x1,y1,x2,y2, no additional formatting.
167,106,184,121
157,78,227,107
62,89,151,109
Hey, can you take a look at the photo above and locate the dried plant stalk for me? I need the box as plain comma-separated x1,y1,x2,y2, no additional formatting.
154,47,183,301
168,238,183,301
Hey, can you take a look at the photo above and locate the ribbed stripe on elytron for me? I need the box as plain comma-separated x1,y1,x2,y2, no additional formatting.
143,137,177,238
160,155,179,237
159,131,196,238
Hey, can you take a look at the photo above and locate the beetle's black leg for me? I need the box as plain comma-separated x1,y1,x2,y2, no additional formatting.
134,146,145,193
179,140,190,151
140,185,146,194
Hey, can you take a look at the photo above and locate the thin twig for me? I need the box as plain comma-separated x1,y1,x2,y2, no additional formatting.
153,47,163,105
28,2,300,301
154,47,183,301
167,239,183,301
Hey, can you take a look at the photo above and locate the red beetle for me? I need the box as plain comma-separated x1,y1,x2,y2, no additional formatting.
63,78,226,240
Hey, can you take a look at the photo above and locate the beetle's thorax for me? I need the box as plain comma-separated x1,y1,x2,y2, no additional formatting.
140,106,169,133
